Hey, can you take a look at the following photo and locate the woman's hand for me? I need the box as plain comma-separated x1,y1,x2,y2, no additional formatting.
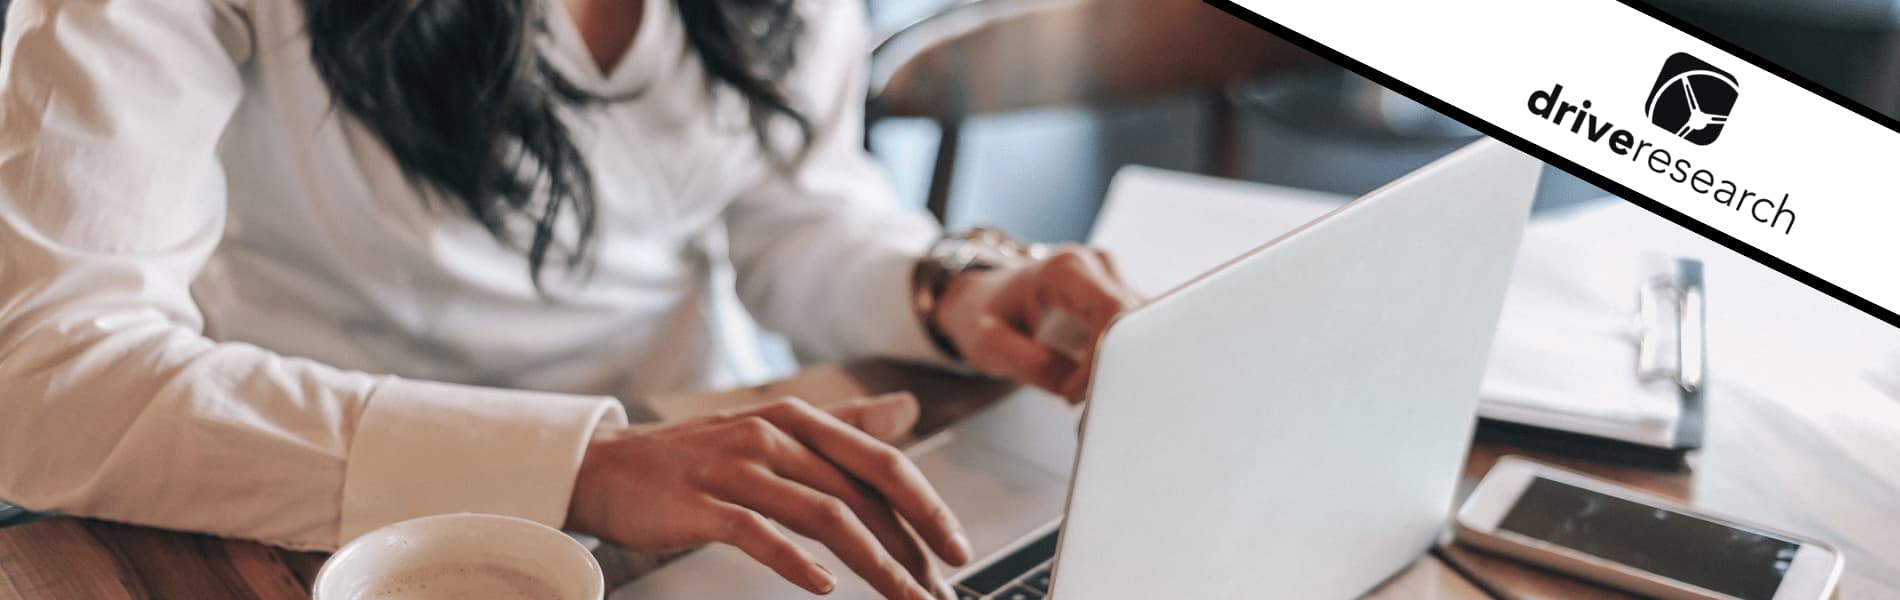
565,395,971,600
935,246,1142,402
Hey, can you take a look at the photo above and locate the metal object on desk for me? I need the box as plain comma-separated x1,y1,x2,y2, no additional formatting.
1471,253,1710,469
1634,256,1709,450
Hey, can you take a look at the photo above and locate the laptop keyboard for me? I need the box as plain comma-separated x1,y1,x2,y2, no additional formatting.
953,528,1061,599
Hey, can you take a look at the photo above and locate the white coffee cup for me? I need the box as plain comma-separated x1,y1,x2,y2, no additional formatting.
312,513,604,600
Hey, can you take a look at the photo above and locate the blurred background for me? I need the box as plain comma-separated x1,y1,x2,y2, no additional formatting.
0,0,1880,236
0,0,1891,383
862,0,1900,242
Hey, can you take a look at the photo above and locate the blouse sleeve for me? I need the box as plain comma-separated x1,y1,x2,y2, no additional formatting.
722,0,953,366
0,0,626,551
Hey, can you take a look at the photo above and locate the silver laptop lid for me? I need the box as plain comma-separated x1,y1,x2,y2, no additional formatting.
1050,139,1541,597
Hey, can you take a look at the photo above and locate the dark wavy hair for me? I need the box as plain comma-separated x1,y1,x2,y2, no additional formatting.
299,0,813,288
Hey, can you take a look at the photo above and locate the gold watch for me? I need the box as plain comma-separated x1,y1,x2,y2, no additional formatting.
911,226,1047,360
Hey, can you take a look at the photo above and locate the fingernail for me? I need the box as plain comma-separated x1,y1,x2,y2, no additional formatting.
909,583,937,600
810,563,836,594
951,532,974,565
873,391,915,403
870,410,902,437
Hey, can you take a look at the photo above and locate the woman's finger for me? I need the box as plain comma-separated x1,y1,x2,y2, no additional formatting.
1038,251,1137,335
1058,357,1093,404
706,503,837,595
1090,248,1146,304
743,399,974,568
965,314,1074,391
823,392,921,443
1091,247,1128,288
717,465,937,600
756,424,955,598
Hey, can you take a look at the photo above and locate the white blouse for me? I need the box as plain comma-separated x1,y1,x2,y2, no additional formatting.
0,0,944,550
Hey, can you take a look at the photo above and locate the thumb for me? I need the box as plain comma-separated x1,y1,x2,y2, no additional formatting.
825,392,921,443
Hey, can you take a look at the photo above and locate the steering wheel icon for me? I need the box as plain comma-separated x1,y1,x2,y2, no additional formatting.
1645,65,1738,146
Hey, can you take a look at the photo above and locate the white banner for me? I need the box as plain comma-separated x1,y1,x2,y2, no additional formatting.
1215,0,1900,325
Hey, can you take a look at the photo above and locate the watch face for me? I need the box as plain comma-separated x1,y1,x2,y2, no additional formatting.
1645,53,1738,146
949,228,1037,271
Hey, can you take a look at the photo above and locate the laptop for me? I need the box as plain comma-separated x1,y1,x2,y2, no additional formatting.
615,138,1543,599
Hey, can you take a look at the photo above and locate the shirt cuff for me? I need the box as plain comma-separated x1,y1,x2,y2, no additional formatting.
861,246,962,369
338,377,629,546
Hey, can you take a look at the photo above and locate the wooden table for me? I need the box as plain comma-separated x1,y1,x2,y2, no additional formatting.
2,358,1896,599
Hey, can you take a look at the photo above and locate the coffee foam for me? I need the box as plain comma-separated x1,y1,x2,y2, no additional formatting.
362,562,564,600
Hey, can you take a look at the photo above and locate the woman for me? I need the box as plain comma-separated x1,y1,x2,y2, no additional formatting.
0,0,1138,597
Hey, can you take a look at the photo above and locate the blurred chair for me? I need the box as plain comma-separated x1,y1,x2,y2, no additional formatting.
867,0,1313,222
1643,0,1900,116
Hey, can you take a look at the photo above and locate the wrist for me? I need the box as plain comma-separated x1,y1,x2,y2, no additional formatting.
910,227,1045,361
911,259,963,360
564,427,633,534
931,267,1009,342
564,440,609,534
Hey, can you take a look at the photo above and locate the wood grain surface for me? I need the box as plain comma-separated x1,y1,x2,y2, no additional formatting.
1,359,1895,599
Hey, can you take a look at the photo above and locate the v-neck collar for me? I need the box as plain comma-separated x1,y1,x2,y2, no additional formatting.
544,0,669,96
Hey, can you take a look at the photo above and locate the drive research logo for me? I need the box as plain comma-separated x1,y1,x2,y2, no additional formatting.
1525,51,1793,235
1644,52,1739,145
